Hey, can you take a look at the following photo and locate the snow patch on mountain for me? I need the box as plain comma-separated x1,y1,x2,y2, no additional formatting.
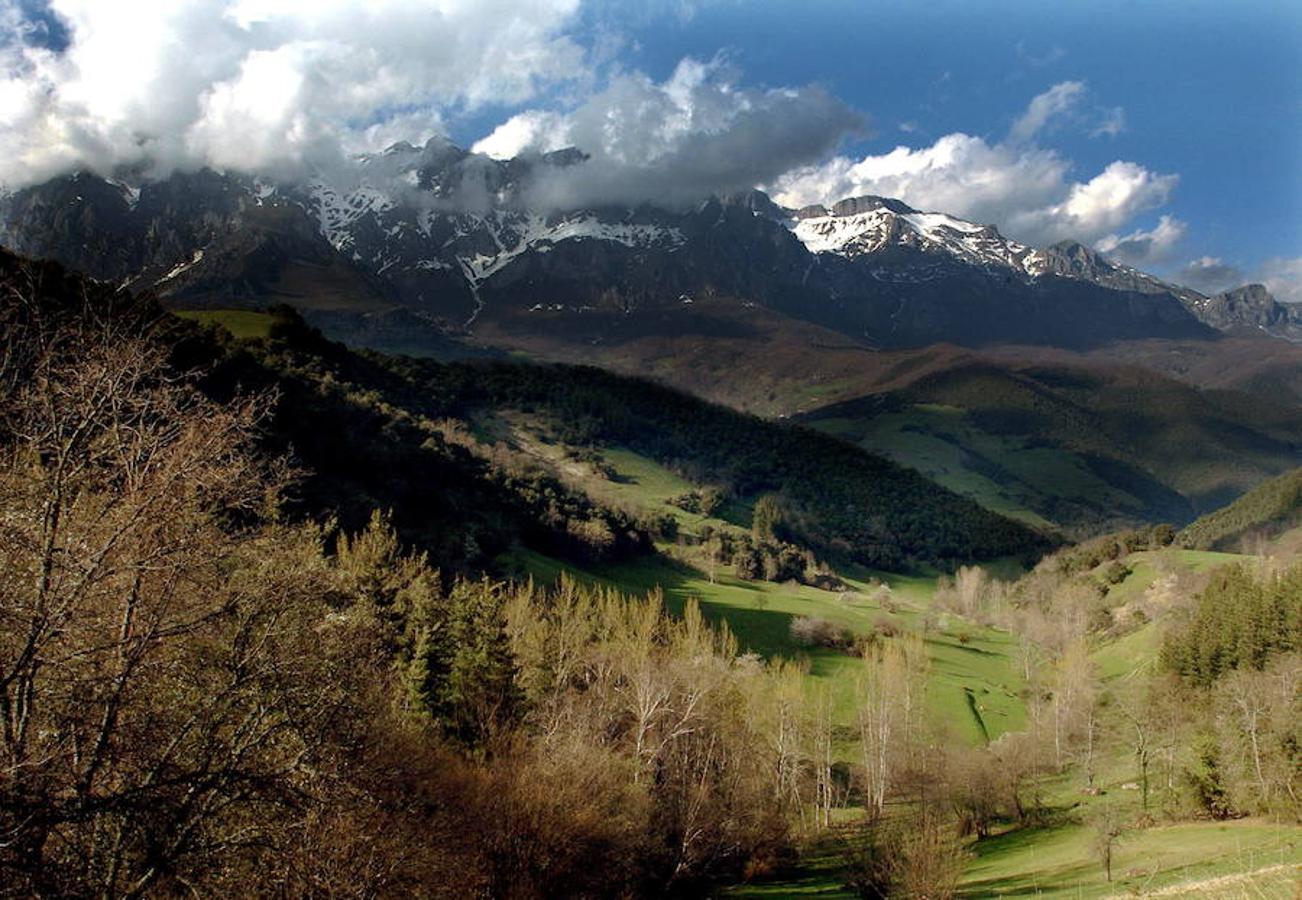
791,208,896,256
106,177,142,210
789,200,1037,274
159,249,203,282
457,213,684,284
311,181,396,252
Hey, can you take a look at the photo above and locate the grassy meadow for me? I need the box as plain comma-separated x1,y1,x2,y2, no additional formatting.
174,308,278,339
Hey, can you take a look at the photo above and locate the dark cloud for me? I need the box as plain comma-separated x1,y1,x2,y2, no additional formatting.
478,58,865,210
1175,256,1244,294
1096,215,1185,265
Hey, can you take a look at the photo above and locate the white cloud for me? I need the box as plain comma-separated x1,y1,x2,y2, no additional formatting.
1258,256,1302,305
1096,214,1186,264
0,0,585,185
473,109,571,159
1091,106,1125,138
1034,162,1177,243
770,84,1172,248
482,56,863,209
0,3,861,208
1009,80,1084,144
1174,255,1302,303
773,132,1068,222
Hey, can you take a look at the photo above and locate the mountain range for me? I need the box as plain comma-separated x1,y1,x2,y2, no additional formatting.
2,136,1299,356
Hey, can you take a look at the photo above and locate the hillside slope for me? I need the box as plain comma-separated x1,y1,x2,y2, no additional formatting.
798,361,1302,537
1179,467,1302,550
366,356,1054,570
1,248,1047,574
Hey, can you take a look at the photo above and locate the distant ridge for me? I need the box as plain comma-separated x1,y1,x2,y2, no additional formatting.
2,142,1295,352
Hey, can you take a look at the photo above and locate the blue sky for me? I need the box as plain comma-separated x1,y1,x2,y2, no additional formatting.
709,1,1299,277
460,0,1302,294
2,0,1298,297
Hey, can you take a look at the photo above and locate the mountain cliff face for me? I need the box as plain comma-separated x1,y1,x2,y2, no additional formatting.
1186,284,1302,340
0,137,1292,350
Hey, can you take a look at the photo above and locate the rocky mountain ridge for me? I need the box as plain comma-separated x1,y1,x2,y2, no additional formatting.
1,137,1295,348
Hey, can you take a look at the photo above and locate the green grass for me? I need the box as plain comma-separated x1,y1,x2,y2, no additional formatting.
1093,621,1162,683
491,415,746,538
959,819,1300,898
585,447,723,531
723,830,859,897
1091,547,1246,683
506,546,1028,749
491,438,1031,749
505,468,1298,900
175,309,277,339
498,432,1302,899
726,817,1300,899
809,406,1142,535
720,539,1296,900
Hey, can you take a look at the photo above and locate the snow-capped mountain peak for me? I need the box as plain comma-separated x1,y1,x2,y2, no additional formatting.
2,140,1294,346
788,195,1037,274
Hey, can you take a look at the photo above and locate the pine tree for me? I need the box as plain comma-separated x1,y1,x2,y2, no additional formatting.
444,578,523,744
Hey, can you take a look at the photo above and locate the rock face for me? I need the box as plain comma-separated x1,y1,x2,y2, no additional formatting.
1191,284,1302,340
0,138,1288,348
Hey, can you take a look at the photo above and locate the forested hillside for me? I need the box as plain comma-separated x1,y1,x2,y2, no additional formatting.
802,360,1302,536
0,286,805,892
412,359,1052,568
1179,467,1302,551
0,247,1045,574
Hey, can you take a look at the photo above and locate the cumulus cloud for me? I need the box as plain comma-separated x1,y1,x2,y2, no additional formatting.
770,82,1171,248
0,3,862,210
0,9,1191,242
1176,256,1243,293
479,56,863,209
1096,214,1187,265
1258,256,1302,305
1009,80,1084,144
473,109,570,159
773,132,1070,221
1173,255,1302,303
0,0,586,185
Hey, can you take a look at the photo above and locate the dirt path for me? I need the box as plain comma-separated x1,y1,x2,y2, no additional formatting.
1116,862,1300,897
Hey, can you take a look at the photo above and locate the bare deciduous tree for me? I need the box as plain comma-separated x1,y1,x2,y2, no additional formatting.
0,305,339,895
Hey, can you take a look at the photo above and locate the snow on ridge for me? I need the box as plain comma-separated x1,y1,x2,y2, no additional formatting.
303,181,686,285
159,249,204,282
790,203,1036,274
310,180,396,251
901,211,986,236
790,208,894,255
458,214,684,284
541,217,683,248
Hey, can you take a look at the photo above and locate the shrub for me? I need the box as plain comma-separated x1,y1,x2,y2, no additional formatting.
790,616,850,649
